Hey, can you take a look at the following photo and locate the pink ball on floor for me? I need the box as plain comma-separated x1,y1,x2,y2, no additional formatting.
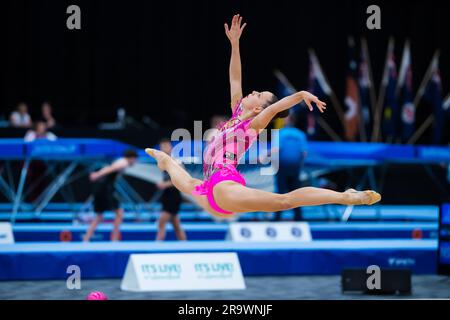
86,291,108,300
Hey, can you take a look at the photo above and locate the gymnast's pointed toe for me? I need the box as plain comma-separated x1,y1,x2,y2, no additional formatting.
364,190,381,205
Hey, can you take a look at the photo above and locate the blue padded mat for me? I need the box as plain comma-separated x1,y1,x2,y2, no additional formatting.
0,240,437,280
11,222,438,242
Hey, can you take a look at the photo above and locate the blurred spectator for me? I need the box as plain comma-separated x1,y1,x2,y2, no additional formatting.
23,119,57,202
83,149,139,242
10,102,32,128
24,120,57,142
41,101,56,129
273,113,308,221
116,107,126,128
204,115,227,142
156,138,186,241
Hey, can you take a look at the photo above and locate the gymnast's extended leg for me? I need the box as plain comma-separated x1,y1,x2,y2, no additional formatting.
145,148,380,215
145,148,214,213
212,181,381,214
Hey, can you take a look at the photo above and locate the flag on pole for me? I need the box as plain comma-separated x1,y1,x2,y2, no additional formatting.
344,37,361,141
444,94,450,114
359,38,372,141
422,54,444,144
273,70,297,129
274,69,298,113
274,69,296,98
306,49,333,139
397,41,415,143
381,41,399,142
308,49,333,96
444,94,450,143
273,69,342,142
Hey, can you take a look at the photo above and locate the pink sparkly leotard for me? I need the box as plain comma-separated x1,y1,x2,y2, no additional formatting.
192,100,259,214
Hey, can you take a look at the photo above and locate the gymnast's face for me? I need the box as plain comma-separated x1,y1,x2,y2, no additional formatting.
241,91,274,114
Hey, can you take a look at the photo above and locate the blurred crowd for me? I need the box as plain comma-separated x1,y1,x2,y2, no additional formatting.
7,101,58,142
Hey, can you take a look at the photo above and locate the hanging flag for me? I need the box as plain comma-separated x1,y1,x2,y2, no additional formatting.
397,41,415,143
344,37,361,141
422,54,444,144
274,69,296,98
273,70,298,129
381,40,399,142
308,49,333,96
444,94,450,143
306,49,333,139
273,69,342,142
359,38,372,141
444,94,450,113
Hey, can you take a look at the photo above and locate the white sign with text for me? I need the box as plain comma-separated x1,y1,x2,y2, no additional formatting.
0,222,14,244
120,252,246,292
227,222,312,242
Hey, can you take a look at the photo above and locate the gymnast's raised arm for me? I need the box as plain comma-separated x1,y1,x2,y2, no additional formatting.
224,14,247,112
250,91,327,132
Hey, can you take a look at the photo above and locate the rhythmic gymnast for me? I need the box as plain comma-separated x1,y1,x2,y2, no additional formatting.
145,14,381,219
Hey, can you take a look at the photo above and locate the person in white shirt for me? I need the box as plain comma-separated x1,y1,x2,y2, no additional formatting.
10,102,32,128
24,121,57,142
22,121,57,201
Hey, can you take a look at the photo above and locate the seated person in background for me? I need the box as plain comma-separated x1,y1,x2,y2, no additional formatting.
24,120,57,142
204,115,227,142
23,120,57,201
83,150,138,242
10,102,32,128
41,101,56,129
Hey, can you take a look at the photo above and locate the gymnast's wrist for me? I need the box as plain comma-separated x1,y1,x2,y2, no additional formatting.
295,91,306,102
230,40,240,47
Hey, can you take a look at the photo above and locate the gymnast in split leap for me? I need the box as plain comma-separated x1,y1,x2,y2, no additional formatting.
145,14,381,219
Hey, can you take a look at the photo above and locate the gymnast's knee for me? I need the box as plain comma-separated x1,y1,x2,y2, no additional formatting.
188,178,200,189
276,194,293,211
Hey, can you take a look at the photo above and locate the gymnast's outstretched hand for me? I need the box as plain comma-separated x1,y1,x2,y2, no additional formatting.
224,14,247,44
301,91,327,113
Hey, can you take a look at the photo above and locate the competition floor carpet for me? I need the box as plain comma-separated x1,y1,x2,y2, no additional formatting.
1,275,449,300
